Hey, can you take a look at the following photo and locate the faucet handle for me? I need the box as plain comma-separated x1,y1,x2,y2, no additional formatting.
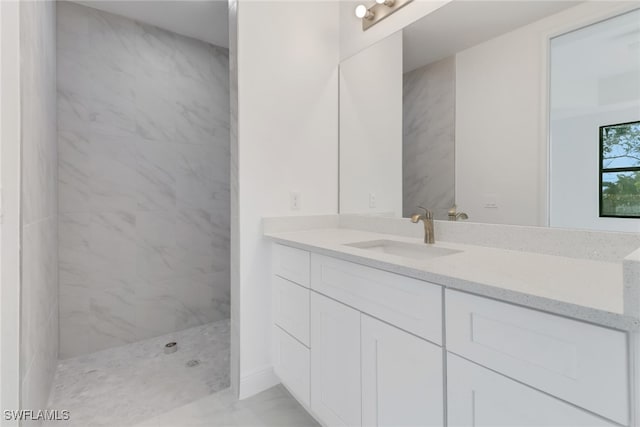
417,206,433,219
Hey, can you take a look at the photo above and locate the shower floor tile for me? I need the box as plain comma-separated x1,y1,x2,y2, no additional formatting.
46,319,230,427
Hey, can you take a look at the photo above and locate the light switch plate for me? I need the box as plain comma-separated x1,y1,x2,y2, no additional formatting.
290,192,301,210
369,193,376,209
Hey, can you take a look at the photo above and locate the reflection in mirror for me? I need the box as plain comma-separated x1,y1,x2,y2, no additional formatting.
600,121,640,218
550,8,640,232
339,1,640,232
402,56,455,219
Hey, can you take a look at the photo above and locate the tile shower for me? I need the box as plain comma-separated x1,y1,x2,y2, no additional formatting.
56,2,230,358
44,2,232,423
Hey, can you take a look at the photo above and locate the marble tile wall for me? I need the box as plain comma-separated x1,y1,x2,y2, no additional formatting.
402,56,456,219
20,0,59,415
57,2,230,358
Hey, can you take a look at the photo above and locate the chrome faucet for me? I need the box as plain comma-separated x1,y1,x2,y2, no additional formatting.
410,206,435,244
447,205,468,221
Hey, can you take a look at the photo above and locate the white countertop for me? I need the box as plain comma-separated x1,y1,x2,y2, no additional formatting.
264,227,638,331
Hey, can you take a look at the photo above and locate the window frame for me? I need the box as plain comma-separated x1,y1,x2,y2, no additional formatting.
599,120,640,219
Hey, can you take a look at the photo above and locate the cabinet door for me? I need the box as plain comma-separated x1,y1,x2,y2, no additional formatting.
361,314,444,427
446,289,628,425
447,354,618,427
310,292,361,427
273,326,310,407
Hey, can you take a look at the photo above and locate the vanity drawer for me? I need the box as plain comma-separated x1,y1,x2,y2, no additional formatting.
273,275,310,346
273,244,310,287
273,326,310,407
310,253,442,344
445,290,629,425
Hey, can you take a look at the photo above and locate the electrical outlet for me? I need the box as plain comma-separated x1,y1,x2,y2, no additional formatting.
290,192,301,211
369,193,376,209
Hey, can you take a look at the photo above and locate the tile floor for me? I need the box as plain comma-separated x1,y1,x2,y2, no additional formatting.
134,385,319,427
46,320,231,426
45,319,316,427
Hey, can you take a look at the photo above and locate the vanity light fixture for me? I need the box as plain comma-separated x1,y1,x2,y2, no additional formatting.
355,4,374,20
356,0,413,31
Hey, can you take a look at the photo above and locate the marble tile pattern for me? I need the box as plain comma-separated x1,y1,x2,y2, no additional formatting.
56,2,230,358
20,0,59,417
402,57,456,220
134,385,319,427
46,320,231,427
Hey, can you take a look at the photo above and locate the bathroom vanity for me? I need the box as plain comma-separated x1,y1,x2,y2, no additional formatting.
261,3,640,426
264,217,640,427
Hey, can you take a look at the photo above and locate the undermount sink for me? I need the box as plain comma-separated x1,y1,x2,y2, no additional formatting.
344,239,461,261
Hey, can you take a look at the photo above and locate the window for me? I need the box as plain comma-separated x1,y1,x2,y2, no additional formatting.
600,121,640,218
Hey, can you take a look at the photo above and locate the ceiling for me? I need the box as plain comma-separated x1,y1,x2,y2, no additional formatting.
72,0,229,48
403,1,583,72
550,7,640,112
71,1,585,63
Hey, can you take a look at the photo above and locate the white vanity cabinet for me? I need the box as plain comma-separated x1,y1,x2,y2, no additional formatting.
272,244,446,427
445,289,629,425
310,253,442,344
309,296,445,427
447,354,618,427
310,292,362,426
361,314,444,427
270,243,632,427
309,252,446,427
272,245,312,407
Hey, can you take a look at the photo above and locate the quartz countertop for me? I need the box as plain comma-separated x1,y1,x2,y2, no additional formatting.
264,227,638,331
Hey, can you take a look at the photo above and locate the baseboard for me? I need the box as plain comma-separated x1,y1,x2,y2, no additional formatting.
238,365,280,400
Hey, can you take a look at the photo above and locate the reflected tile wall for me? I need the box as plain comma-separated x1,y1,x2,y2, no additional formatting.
21,0,59,415
402,56,456,220
57,2,230,359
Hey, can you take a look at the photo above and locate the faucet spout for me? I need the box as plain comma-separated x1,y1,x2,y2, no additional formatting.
410,206,435,244
422,217,435,244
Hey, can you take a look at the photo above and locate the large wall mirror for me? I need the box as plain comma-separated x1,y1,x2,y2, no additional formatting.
338,1,640,232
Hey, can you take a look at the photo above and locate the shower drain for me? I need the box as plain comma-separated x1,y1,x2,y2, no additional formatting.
164,342,177,354
186,359,200,368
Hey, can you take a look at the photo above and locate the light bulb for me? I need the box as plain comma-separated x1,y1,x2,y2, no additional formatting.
355,4,374,20
376,0,395,5
355,4,368,19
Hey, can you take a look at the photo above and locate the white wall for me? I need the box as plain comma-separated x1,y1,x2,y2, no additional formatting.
455,1,639,227
550,8,640,233
228,0,240,399
235,0,339,398
339,32,402,216
455,22,542,226
339,0,451,61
